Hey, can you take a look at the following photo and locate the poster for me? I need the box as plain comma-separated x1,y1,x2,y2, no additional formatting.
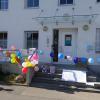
65,35,72,46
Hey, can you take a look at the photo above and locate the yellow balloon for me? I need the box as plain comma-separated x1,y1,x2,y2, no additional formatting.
11,58,16,64
11,53,16,58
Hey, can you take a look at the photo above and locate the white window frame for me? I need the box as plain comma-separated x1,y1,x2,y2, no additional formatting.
95,28,100,53
0,0,8,10
24,31,38,49
58,0,74,6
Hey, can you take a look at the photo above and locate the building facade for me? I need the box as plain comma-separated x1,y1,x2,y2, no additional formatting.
0,0,100,65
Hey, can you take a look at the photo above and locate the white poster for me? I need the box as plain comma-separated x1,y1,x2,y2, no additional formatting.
62,69,86,83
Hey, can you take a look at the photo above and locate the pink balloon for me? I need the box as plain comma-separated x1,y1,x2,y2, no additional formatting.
30,53,39,61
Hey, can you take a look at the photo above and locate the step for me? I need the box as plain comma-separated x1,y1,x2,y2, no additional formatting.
87,76,97,82
32,77,86,87
35,72,62,78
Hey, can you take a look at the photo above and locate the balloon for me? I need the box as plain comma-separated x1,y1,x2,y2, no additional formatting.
73,57,78,64
38,50,44,55
11,45,16,50
15,57,21,64
22,62,26,67
81,57,87,64
30,53,39,61
34,66,39,72
58,53,64,59
11,58,16,64
22,67,28,74
11,53,16,58
67,56,72,61
50,52,54,58
16,51,22,57
28,55,32,60
6,51,11,57
0,47,2,51
31,60,38,65
88,58,94,64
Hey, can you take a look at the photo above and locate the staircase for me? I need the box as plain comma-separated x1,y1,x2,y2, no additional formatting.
31,64,88,87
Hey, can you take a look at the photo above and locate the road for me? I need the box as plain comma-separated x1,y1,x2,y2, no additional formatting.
0,83,100,100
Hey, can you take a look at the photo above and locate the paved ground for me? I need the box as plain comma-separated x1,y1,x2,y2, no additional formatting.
0,82,100,100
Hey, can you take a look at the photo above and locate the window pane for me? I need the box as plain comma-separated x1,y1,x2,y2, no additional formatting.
0,33,3,39
67,0,73,4
27,40,32,48
34,0,39,7
4,33,7,39
5,2,8,9
0,32,7,48
60,0,66,4
0,0,8,10
27,33,32,40
27,0,33,7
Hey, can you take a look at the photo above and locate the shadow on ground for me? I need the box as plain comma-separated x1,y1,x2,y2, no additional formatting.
30,83,100,94
0,87,13,91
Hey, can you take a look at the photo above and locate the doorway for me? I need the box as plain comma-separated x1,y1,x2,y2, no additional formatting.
52,29,59,62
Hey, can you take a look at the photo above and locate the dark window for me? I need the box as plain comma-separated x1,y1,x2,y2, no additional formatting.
0,0,8,10
27,0,39,7
60,0,73,5
97,0,100,2
0,32,7,48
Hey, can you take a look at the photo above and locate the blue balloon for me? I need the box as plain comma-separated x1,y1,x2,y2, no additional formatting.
73,57,78,64
38,50,44,55
50,52,54,58
58,53,64,59
16,51,21,56
88,58,94,64
81,57,87,64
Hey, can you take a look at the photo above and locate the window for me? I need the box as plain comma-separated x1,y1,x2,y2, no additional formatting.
0,0,8,10
0,32,7,48
95,28,100,52
60,0,73,5
25,31,38,49
65,35,72,46
27,0,39,8
97,0,100,2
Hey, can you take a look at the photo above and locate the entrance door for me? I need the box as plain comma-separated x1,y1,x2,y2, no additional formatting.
52,29,59,62
59,29,77,64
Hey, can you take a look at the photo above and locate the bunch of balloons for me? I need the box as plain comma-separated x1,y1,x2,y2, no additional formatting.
21,53,39,74
10,53,21,64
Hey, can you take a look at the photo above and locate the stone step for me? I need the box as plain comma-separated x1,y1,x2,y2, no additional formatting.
32,77,86,87
87,76,97,82
35,72,62,78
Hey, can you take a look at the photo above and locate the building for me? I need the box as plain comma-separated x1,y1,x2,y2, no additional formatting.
0,0,100,65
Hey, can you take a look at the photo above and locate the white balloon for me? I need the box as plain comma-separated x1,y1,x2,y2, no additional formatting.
34,66,39,72
31,60,38,65
67,56,72,61
22,62,26,67
28,55,32,60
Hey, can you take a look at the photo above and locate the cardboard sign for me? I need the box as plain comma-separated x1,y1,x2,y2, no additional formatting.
62,69,86,83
